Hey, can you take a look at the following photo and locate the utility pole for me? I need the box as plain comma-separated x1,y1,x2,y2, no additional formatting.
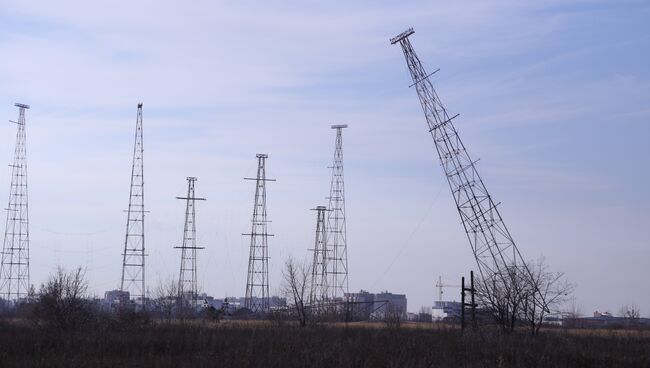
461,271,477,331
309,206,329,309
175,177,205,311
120,103,146,305
390,28,546,314
326,124,349,301
243,154,275,313
0,103,30,302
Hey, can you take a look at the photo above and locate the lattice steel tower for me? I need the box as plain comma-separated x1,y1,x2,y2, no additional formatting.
175,177,205,310
120,103,146,302
0,103,30,301
390,29,545,310
309,206,328,307
244,154,275,313
326,124,349,300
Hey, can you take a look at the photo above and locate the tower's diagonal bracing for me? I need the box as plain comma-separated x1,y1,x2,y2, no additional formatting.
120,103,146,303
390,28,546,311
326,125,349,301
244,154,275,313
175,177,205,311
309,205,328,308
0,103,31,302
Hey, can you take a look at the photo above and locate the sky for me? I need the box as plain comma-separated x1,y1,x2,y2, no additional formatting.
0,0,648,315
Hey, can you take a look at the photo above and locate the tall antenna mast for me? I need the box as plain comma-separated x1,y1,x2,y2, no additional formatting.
120,103,146,304
0,103,31,302
175,177,205,311
390,29,546,311
309,206,328,308
326,124,349,300
244,154,275,313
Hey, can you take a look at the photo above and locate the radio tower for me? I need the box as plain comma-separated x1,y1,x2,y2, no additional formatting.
326,124,349,300
390,29,546,311
120,103,146,303
244,154,275,313
0,103,30,302
309,206,328,308
175,177,205,310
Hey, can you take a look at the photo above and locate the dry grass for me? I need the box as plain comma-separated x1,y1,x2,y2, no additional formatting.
0,318,648,367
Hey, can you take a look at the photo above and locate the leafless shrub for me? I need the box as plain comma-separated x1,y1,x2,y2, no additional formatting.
32,266,93,332
477,258,573,334
521,258,573,335
152,278,180,323
383,304,403,328
281,256,311,327
620,304,641,320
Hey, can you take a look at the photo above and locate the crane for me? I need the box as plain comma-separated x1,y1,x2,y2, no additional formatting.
435,276,460,302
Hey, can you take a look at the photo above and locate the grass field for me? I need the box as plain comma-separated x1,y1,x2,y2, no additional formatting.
0,319,649,367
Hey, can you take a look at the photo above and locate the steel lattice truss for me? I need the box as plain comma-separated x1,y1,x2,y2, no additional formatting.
244,154,274,313
390,29,546,310
0,103,31,301
326,125,349,300
310,205,328,307
175,177,205,310
120,103,146,302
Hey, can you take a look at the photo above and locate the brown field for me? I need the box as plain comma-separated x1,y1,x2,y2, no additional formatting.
0,317,649,367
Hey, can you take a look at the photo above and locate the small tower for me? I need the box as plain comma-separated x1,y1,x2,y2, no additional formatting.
309,206,329,308
326,124,349,300
175,177,205,311
244,154,275,313
120,103,146,304
0,103,31,301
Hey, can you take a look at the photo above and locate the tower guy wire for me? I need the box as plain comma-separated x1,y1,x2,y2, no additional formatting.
120,103,146,304
175,177,205,311
0,103,30,302
243,154,275,313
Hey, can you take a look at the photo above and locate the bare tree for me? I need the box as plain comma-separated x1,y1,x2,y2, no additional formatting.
619,304,641,320
152,278,179,323
281,256,310,327
383,304,403,328
32,266,93,332
521,258,573,335
417,306,432,323
476,258,573,334
476,264,531,332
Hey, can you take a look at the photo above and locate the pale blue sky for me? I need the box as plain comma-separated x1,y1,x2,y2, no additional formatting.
0,0,648,314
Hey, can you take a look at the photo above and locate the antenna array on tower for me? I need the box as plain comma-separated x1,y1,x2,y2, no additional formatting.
175,177,205,311
326,124,349,300
309,205,329,308
390,28,546,311
244,154,275,313
120,103,146,303
0,103,31,301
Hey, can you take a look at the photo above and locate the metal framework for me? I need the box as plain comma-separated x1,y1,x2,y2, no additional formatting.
309,206,328,307
120,103,146,303
0,103,30,301
175,177,205,310
390,28,545,310
326,124,349,300
243,154,275,313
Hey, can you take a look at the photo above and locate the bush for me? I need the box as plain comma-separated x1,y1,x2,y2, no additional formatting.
31,267,95,332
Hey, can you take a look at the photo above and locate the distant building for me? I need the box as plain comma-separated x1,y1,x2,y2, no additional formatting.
431,301,462,320
374,291,407,319
199,294,286,313
345,290,408,320
103,289,130,310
